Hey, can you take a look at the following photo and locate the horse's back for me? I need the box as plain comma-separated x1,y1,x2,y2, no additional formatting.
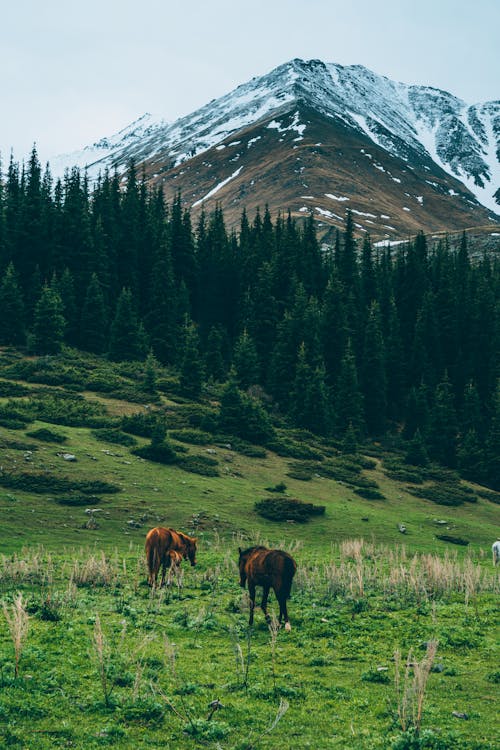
247,548,296,588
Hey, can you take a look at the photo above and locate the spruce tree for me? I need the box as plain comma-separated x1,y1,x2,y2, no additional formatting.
335,339,364,436
360,301,387,435
109,288,146,362
0,262,25,345
32,283,66,355
428,373,458,467
179,323,204,399
80,273,108,354
233,330,260,391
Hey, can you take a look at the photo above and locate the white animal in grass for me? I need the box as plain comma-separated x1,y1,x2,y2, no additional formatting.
492,540,500,565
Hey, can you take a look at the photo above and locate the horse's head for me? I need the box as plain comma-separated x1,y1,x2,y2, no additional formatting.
183,536,197,566
238,547,249,587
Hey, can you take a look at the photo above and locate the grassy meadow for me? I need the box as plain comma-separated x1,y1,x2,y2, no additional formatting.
0,349,499,749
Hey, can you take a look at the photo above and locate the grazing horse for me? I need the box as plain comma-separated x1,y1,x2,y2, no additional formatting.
145,527,197,587
238,545,297,631
492,540,500,566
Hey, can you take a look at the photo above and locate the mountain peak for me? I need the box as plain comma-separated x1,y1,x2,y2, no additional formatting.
51,59,499,233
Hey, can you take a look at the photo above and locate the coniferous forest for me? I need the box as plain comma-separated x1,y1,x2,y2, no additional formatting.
0,149,499,489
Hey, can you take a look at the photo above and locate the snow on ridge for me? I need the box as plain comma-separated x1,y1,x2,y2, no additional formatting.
191,167,243,208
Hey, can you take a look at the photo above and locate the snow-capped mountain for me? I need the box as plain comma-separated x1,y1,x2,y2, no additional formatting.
52,59,500,239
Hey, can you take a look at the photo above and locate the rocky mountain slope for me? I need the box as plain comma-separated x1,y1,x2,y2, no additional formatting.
52,59,500,240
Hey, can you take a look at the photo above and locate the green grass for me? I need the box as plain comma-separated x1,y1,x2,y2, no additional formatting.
0,349,499,748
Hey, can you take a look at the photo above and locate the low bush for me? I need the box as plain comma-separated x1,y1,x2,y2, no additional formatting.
177,454,219,477
169,428,213,445
435,534,469,546
91,428,137,447
132,442,178,464
255,496,325,522
408,482,477,506
0,380,30,397
0,471,120,495
267,437,323,460
26,428,67,443
476,488,500,504
121,411,159,437
213,435,267,458
354,487,385,500
55,494,101,506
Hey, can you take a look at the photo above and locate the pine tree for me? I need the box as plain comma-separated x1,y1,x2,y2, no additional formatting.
179,323,204,399
80,273,108,354
109,288,146,362
428,373,458,467
233,330,260,390
360,301,387,435
335,339,364,436
31,283,66,355
0,262,25,345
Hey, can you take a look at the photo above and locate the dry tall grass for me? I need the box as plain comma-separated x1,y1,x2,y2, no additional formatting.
2,593,30,678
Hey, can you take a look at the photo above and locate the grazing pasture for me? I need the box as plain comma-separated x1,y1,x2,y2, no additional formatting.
0,352,499,747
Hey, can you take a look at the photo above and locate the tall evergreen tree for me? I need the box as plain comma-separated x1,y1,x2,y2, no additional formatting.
0,262,25,345
109,288,146,361
335,339,364,436
361,301,387,435
31,283,66,355
80,273,108,354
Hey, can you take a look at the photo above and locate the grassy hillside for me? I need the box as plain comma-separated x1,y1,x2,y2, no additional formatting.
0,348,499,749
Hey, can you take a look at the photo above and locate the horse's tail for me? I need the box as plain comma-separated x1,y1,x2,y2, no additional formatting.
281,555,297,600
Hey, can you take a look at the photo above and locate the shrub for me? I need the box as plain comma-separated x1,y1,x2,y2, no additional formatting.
255,497,325,522
354,487,385,500
91,428,137,447
55,494,102,507
435,534,469,546
476,488,500,504
213,435,267,458
408,483,477,506
265,482,287,493
121,411,159,437
177,454,219,477
0,381,30,397
0,472,120,495
26,428,67,443
132,442,178,464
169,428,212,445
267,437,323,460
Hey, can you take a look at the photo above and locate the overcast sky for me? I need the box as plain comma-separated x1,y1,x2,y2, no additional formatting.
2,0,499,164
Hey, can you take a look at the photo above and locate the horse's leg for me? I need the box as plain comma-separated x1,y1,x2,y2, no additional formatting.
280,596,291,632
261,585,271,622
248,583,256,625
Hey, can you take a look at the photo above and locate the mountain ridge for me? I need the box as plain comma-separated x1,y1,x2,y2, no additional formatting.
51,58,500,239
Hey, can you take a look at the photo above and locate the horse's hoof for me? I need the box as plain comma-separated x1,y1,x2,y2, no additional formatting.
285,622,291,632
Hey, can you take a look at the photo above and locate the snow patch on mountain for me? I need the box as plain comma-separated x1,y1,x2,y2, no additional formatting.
191,167,243,208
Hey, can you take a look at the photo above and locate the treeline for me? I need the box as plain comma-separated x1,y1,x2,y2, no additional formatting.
0,149,499,487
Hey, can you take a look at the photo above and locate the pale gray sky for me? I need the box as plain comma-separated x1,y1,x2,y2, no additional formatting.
1,0,498,164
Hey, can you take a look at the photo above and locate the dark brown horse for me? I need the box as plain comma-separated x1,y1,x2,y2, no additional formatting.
238,545,297,630
145,527,197,587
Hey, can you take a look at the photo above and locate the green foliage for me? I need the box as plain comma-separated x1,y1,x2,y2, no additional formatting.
169,428,212,445
26,427,67,443
177,454,219,477
91,428,137,446
255,496,325,522
132,442,178,464
408,482,477,506
0,471,120,494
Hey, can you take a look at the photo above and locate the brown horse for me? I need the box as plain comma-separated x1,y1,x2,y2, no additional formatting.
145,527,197,587
238,545,297,631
